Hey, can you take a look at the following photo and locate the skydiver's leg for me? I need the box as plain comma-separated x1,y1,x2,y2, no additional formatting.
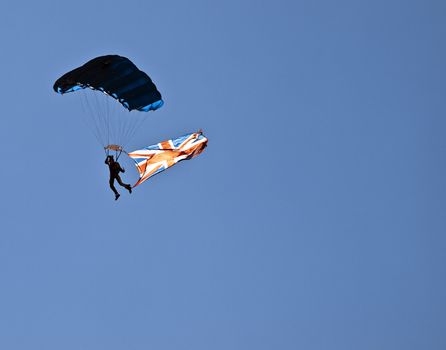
109,177,120,199
116,175,132,194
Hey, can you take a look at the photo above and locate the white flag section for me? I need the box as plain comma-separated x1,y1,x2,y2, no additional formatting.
127,131,208,187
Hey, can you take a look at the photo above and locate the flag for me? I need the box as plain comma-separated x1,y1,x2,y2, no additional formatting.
127,131,208,187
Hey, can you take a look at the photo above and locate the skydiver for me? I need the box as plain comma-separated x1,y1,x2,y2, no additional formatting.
105,155,132,200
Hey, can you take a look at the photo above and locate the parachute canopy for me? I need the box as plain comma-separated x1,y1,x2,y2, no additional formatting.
53,55,163,112
128,131,208,187
53,55,164,154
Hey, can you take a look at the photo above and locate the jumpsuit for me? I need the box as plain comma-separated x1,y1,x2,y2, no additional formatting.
105,158,131,196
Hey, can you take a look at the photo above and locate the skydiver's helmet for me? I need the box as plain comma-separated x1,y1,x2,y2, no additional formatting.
107,155,114,162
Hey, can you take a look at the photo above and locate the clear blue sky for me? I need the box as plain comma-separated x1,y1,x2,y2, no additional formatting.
0,0,445,349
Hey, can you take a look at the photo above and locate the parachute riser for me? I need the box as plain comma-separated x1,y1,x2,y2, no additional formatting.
105,144,124,160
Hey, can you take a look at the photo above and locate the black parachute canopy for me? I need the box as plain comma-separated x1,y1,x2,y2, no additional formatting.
53,55,163,112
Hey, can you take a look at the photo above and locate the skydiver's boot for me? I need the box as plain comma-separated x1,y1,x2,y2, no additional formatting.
126,185,132,194
115,193,120,201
